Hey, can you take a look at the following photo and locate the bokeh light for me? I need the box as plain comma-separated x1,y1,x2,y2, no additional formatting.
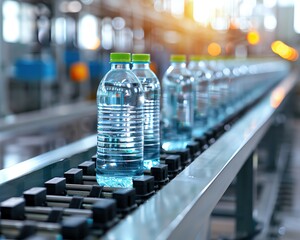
208,42,222,56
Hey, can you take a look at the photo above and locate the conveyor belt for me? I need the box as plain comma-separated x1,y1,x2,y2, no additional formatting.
0,70,297,239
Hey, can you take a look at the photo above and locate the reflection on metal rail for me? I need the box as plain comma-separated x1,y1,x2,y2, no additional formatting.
0,101,97,168
0,134,96,188
0,101,96,140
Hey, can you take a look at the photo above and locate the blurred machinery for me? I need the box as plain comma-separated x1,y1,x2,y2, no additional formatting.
0,0,299,113
0,0,299,115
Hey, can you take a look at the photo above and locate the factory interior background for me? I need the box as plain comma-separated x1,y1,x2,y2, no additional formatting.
0,0,300,239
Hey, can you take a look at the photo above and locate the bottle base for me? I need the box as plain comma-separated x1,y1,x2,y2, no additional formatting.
143,159,160,170
96,175,134,188
192,128,206,138
161,141,189,151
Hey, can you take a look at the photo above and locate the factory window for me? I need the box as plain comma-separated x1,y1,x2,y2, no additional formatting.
294,0,300,33
278,0,294,7
3,0,20,43
264,14,277,31
20,3,34,44
3,1,35,43
101,18,114,50
170,0,184,17
54,17,67,45
78,14,100,50
193,0,211,26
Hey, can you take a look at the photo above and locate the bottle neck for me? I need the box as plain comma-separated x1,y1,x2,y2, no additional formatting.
132,63,150,69
171,62,186,68
198,61,207,68
189,60,206,68
111,63,131,70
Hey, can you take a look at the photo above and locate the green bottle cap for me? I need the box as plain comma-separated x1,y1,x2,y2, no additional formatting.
189,55,207,61
170,54,186,62
132,53,150,62
110,53,131,62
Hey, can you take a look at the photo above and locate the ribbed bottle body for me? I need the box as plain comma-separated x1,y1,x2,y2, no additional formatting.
207,61,224,127
161,63,194,151
96,65,144,188
132,65,160,169
188,60,211,137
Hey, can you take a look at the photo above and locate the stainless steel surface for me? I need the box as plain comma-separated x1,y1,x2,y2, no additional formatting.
255,172,282,239
0,134,96,186
103,71,297,240
0,101,96,141
0,101,97,170
274,119,300,239
255,122,294,239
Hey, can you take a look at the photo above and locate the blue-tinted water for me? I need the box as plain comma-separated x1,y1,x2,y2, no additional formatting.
96,71,144,188
142,80,160,168
161,71,194,151
132,65,161,169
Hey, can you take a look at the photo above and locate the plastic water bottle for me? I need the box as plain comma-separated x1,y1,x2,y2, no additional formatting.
96,53,144,188
206,58,224,126
188,55,211,137
223,58,244,114
215,58,234,117
161,55,194,151
132,54,160,170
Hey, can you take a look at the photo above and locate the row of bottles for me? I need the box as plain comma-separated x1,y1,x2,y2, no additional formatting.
161,55,194,151
96,52,289,188
162,55,289,151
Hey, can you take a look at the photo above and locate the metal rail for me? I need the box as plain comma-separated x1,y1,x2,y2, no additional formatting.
0,134,97,201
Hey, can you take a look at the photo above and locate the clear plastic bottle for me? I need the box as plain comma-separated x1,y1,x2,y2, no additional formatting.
161,55,194,151
206,58,224,126
224,58,241,113
188,55,211,138
131,54,160,170
96,53,144,188
215,58,234,117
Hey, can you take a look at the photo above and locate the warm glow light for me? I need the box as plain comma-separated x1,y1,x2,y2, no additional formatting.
271,40,282,52
170,0,184,17
270,87,285,108
91,38,101,50
193,0,212,26
193,0,233,29
271,40,299,61
247,31,260,45
208,42,222,56
289,49,299,61
70,62,89,82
